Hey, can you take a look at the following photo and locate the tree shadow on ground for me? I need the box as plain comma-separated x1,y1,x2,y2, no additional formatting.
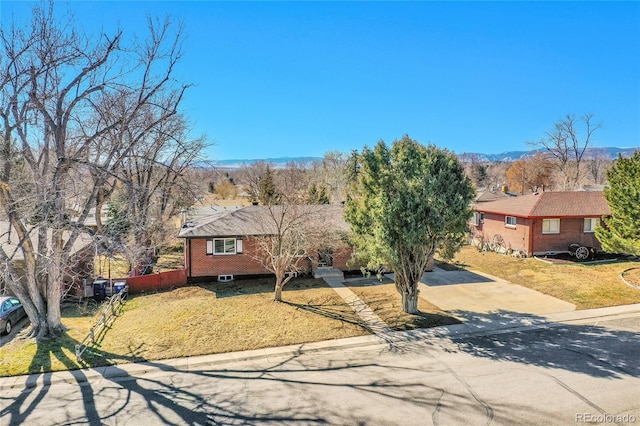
3,308,636,424
2,348,549,425
392,309,639,379
284,300,371,331
1,333,147,425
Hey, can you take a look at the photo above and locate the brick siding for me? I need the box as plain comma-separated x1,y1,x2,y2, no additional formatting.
530,217,603,254
471,212,532,253
185,236,357,279
472,214,604,255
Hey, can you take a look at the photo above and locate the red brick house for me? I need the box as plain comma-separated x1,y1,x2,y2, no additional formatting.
469,191,611,256
178,205,355,282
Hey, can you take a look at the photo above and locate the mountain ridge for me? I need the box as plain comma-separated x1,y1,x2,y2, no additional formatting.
212,147,638,167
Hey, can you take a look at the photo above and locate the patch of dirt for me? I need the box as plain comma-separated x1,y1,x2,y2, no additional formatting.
623,268,640,286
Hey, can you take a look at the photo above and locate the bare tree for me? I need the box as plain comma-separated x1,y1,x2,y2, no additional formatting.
235,161,273,203
249,204,343,301
533,114,602,190
275,161,310,202
458,153,490,189
0,3,191,340
113,111,207,251
585,152,612,186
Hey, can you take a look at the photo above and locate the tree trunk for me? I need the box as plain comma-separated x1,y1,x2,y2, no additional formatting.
274,271,284,302
274,281,283,302
401,289,419,314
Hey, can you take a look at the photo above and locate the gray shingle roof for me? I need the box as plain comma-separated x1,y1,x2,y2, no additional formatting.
178,205,349,238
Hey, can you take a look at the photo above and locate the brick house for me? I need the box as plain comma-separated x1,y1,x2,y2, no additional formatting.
178,204,356,282
469,191,611,256
0,220,95,297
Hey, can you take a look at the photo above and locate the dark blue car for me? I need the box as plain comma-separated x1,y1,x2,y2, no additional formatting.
0,296,27,335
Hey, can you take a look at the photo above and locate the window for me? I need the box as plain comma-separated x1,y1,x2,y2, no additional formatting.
207,238,241,255
542,219,560,234
471,212,484,226
505,216,517,227
584,218,600,233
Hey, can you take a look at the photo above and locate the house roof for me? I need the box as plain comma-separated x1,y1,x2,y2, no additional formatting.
178,204,350,238
473,191,610,218
475,189,518,203
0,221,95,262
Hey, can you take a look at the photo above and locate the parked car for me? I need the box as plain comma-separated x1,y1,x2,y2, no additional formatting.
0,296,27,335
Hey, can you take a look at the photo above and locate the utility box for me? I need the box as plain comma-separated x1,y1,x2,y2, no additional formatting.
113,281,127,298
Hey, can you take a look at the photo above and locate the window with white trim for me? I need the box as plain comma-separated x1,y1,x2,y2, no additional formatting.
505,216,517,227
206,238,240,255
583,218,600,233
471,212,484,226
542,219,560,234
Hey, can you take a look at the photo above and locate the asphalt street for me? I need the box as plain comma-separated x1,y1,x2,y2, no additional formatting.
1,313,638,426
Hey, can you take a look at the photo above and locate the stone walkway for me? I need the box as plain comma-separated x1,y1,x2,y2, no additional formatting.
322,277,393,338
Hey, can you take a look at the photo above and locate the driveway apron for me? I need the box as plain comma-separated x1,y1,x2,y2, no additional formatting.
418,267,576,317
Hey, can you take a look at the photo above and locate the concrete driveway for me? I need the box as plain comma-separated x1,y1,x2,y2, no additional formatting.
419,266,576,316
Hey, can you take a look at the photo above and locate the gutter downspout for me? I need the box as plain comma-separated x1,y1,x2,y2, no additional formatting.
528,218,535,255
187,239,192,282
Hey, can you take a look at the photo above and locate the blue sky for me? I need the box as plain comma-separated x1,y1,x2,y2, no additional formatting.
2,1,639,161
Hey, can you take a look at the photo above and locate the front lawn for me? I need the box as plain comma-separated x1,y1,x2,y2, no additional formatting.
448,246,640,309
0,278,369,377
346,278,460,330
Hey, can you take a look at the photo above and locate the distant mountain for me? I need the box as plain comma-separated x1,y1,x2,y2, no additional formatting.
213,156,322,168
211,147,637,168
459,147,638,162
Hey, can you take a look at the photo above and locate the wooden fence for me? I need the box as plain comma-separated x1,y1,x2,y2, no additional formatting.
75,287,128,362
126,269,187,294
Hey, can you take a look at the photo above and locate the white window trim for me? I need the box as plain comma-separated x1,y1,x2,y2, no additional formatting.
471,212,484,226
584,218,600,233
505,216,517,228
542,218,560,234
207,238,241,255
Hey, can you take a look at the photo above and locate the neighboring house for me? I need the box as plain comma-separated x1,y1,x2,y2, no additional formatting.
470,191,611,256
0,221,95,297
81,206,111,232
178,205,355,282
474,186,519,203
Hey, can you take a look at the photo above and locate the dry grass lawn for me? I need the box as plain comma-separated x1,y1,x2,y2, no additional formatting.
97,278,368,361
449,246,640,309
0,278,369,376
346,278,460,330
623,268,640,287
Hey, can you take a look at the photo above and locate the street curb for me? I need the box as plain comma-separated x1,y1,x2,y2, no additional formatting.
2,303,639,392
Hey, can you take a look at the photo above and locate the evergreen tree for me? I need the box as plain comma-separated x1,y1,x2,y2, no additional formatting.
345,136,475,313
307,183,330,204
258,165,279,205
596,152,640,256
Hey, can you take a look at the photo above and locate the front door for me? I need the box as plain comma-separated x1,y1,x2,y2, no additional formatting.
318,248,333,267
